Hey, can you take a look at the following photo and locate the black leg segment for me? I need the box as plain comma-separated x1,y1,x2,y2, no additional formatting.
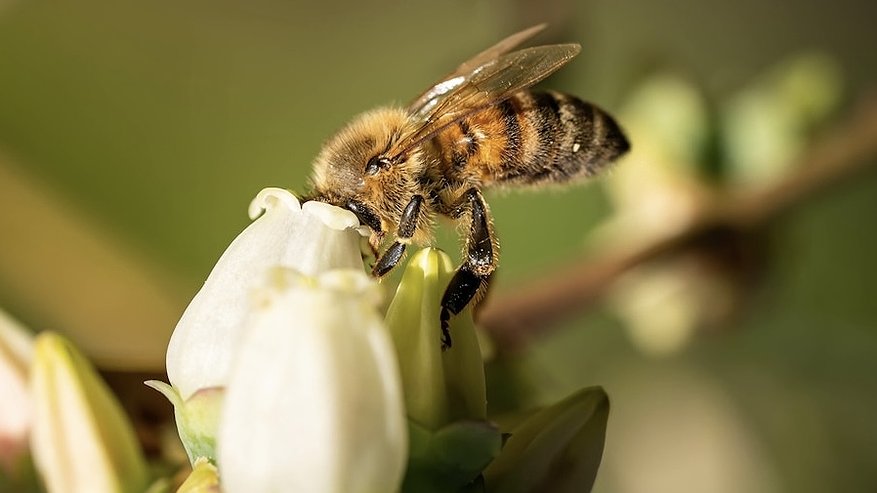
439,187,497,349
345,200,382,234
397,195,423,239
440,266,483,348
373,241,406,277
465,190,493,272
441,266,483,315
371,195,424,277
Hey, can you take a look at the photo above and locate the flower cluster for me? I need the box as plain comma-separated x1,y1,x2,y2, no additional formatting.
2,187,611,493
0,316,148,493
150,187,407,492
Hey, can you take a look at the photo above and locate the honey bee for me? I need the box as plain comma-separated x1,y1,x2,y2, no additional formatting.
305,25,629,347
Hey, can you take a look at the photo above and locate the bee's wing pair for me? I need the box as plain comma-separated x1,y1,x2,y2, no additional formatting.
386,25,581,161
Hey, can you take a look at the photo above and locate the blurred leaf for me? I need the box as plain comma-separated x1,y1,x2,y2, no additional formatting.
484,387,609,493
404,420,502,493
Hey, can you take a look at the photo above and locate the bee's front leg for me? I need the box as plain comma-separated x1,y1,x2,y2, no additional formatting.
440,187,497,349
344,199,384,260
372,195,423,277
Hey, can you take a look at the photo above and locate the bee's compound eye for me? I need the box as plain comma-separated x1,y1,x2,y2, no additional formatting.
365,155,389,176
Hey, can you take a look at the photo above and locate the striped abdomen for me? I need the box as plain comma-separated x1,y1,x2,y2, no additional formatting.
433,90,629,187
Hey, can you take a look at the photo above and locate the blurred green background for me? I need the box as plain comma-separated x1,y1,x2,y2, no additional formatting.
1,0,876,491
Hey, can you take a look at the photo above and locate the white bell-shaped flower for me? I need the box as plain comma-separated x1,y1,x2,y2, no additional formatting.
166,187,368,401
218,268,407,493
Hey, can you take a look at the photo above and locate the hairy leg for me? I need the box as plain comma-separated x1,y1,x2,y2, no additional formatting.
372,195,424,276
438,187,497,348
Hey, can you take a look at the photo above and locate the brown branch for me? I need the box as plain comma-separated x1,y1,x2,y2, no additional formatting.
478,93,877,351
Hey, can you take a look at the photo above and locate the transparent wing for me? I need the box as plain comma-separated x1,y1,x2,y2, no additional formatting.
407,24,547,114
388,43,581,160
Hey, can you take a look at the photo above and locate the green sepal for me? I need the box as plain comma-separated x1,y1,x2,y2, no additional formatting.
145,381,223,464
484,386,610,493
403,419,502,493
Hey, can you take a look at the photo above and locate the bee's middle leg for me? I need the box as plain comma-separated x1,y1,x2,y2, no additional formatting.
439,187,496,348
372,195,423,277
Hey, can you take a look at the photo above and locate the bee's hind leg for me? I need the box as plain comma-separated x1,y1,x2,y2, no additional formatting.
372,195,424,277
440,187,497,349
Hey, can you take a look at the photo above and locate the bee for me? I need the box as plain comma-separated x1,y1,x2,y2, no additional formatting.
305,25,629,347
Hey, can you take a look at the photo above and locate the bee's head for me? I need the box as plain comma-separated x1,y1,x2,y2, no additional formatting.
309,107,411,196
308,106,423,232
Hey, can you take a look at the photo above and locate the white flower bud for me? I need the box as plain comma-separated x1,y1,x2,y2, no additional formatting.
30,332,147,493
218,268,407,493
166,187,367,401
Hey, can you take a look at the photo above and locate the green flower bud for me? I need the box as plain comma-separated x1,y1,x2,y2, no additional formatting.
385,248,487,430
723,53,843,183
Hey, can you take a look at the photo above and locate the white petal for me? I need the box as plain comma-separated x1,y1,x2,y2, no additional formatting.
0,309,33,474
167,188,366,400
248,187,302,220
301,200,360,231
219,269,407,493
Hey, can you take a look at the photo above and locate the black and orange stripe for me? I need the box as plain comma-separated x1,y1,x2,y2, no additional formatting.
430,90,628,188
